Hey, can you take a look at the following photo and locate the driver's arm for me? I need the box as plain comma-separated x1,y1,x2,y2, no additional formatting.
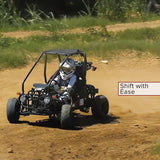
51,75,61,91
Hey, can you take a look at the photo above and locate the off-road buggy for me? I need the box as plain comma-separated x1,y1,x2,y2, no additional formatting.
7,49,109,129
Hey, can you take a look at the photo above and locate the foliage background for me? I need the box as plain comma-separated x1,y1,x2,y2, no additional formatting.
0,0,148,19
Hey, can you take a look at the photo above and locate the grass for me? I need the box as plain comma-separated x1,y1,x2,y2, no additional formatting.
1,27,160,70
1,13,160,32
152,138,160,154
0,16,115,32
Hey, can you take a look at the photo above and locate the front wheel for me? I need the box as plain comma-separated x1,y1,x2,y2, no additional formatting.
7,98,20,123
91,95,109,118
60,104,73,129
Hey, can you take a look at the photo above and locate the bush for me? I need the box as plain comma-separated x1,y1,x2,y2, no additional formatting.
97,0,147,21
0,0,25,29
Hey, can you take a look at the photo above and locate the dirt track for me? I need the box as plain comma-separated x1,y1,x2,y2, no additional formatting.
1,53,160,160
3,19,160,38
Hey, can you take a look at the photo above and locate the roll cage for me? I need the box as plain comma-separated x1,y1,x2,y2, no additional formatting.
22,49,87,93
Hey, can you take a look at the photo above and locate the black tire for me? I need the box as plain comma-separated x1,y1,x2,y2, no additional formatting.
7,98,20,123
60,104,73,129
91,95,109,118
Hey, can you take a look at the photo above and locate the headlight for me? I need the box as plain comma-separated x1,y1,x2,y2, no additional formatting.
20,94,26,103
44,96,51,105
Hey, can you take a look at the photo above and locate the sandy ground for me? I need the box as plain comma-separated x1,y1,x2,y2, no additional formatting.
0,53,160,160
3,19,160,38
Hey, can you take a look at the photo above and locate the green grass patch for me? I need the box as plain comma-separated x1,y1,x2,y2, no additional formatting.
0,16,114,32
1,27,160,70
0,51,28,70
152,138,160,154
1,14,160,32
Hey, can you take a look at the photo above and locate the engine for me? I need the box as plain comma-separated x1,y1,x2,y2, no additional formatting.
23,87,61,115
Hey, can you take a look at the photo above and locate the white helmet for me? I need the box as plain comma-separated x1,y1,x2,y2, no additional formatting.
59,58,75,80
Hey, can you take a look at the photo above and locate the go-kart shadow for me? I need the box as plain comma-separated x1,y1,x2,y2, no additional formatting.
20,113,120,130
74,113,120,129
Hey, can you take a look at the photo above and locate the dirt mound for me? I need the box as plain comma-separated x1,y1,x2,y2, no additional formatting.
0,53,160,159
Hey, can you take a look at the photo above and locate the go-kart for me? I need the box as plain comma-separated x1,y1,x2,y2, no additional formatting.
7,49,109,129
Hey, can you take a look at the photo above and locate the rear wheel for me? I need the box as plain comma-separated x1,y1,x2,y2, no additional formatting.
7,98,20,123
91,95,109,118
60,104,73,129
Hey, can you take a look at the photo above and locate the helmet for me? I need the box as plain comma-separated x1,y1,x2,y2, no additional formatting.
59,58,75,80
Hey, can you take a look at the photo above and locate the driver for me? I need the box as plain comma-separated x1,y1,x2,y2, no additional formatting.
51,58,77,103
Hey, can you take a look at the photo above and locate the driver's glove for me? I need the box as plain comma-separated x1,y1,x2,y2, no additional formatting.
59,95,68,103
51,80,60,92
59,91,70,103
